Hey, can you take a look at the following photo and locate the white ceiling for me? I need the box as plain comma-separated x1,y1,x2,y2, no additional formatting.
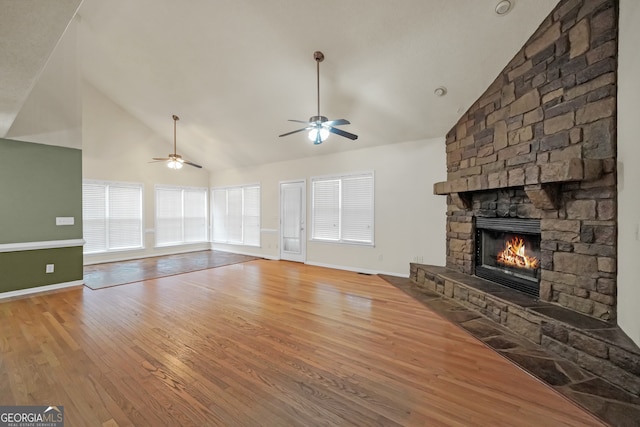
4,0,560,171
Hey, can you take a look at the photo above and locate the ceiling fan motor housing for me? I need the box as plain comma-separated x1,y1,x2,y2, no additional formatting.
309,115,328,124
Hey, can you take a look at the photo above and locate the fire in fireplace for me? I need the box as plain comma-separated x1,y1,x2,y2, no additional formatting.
475,218,541,297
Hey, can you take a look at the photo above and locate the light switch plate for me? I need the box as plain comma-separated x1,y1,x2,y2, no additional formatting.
46,264,54,273
56,217,75,226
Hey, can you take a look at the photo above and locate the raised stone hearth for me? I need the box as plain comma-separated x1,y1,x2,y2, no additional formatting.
409,263,640,398
418,0,640,404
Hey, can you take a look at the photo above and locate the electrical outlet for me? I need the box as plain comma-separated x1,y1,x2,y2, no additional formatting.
46,264,54,273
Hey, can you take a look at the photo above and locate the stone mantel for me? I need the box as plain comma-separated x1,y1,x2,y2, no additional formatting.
433,158,602,195
433,158,603,210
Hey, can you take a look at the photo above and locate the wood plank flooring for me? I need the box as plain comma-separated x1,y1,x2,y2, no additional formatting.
0,260,606,426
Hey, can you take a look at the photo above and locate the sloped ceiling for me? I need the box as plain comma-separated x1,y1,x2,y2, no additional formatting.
0,0,82,136
4,0,560,171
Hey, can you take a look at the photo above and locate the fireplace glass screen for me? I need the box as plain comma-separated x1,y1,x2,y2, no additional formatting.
475,218,541,297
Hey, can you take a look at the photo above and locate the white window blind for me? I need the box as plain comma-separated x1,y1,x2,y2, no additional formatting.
227,187,243,244
243,186,261,246
211,184,261,247
211,189,227,242
82,181,143,254
312,179,340,241
156,188,182,245
311,172,374,245
184,189,208,242
156,186,208,247
341,175,374,243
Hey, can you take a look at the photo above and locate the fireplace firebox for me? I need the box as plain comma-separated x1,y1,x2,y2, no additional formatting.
475,218,541,297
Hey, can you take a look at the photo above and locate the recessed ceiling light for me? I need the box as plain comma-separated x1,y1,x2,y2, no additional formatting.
495,0,513,16
434,87,447,97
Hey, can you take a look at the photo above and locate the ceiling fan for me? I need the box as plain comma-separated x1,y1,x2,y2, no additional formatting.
279,51,358,145
152,115,202,169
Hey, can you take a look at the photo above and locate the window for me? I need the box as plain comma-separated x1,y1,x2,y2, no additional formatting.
82,180,143,254
311,172,374,245
156,186,208,246
211,184,260,246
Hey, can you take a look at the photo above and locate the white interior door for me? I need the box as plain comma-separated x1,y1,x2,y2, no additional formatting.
280,180,306,262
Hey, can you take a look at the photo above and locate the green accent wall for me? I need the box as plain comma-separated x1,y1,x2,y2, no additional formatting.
0,138,83,293
0,138,82,243
0,246,83,293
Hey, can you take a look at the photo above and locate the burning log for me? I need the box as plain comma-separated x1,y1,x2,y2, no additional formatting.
497,237,540,269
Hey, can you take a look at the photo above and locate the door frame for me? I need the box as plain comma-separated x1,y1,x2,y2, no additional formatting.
279,179,306,262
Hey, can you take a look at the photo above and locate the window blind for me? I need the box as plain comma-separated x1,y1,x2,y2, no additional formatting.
156,186,208,246
311,172,374,245
341,174,374,243
156,187,183,246
184,189,208,242
211,184,261,247
312,179,340,241
211,189,228,242
243,186,261,246
82,181,143,254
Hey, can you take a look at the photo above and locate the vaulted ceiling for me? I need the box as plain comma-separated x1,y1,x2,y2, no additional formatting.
1,0,559,171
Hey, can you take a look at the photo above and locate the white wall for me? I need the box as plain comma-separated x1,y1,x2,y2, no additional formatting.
617,0,640,347
82,83,210,264
210,138,447,276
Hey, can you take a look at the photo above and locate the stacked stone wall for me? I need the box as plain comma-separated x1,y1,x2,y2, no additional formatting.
443,0,618,320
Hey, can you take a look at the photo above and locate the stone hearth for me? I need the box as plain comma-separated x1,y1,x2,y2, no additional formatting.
409,263,640,398
413,0,640,402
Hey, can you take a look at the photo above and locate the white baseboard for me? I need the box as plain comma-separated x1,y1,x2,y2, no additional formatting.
0,280,84,300
304,261,409,278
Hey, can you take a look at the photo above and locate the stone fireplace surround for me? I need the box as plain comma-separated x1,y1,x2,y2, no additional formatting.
409,0,640,397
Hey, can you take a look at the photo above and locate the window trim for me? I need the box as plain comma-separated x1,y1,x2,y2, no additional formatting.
155,184,209,247
210,183,261,247
310,171,375,247
82,179,145,255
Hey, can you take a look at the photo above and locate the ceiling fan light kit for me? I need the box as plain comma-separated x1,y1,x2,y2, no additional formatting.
167,158,183,169
279,51,358,145
151,115,202,170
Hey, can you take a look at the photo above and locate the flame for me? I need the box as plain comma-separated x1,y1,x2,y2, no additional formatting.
497,237,540,269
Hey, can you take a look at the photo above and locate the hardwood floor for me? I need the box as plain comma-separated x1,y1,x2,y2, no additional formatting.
0,260,606,426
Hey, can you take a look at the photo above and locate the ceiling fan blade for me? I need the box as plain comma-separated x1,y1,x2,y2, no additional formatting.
328,126,358,140
279,127,310,137
288,119,312,124
324,119,350,127
152,157,170,161
184,160,203,168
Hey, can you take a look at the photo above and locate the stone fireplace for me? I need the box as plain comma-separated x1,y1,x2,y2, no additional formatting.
435,0,618,321
410,0,640,397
